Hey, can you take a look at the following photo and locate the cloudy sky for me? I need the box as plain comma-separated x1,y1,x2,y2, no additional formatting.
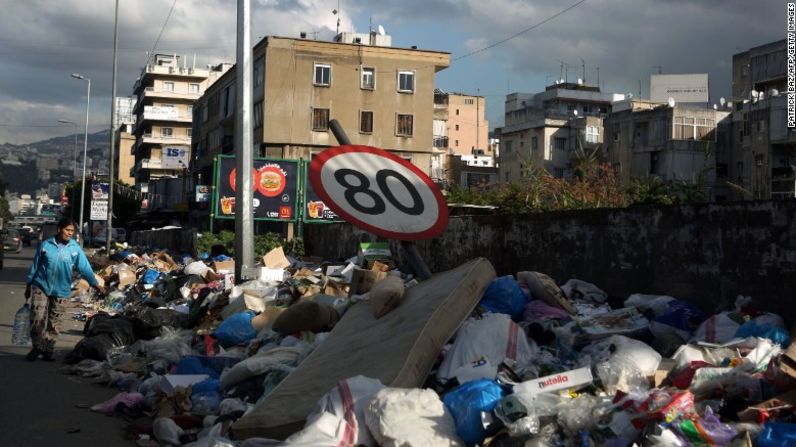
0,0,784,145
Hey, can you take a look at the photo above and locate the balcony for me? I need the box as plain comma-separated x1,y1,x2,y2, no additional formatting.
137,87,201,105
433,136,449,148
141,133,191,146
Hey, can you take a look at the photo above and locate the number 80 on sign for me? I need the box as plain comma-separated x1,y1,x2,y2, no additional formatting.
309,145,449,240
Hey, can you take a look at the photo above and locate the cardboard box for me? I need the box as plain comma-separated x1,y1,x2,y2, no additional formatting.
213,260,235,274
370,260,393,272
357,242,392,267
653,358,676,387
251,307,287,332
262,246,291,269
349,268,388,296
117,267,136,288
513,367,593,396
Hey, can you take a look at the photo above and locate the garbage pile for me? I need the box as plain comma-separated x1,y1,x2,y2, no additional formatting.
59,244,796,446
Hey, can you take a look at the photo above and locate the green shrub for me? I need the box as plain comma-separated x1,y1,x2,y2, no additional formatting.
197,230,304,259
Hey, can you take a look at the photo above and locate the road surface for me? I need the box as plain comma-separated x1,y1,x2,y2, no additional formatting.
0,245,133,446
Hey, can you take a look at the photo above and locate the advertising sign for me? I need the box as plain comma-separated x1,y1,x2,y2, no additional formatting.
162,146,190,169
309,145,448,240
303,166,340,223
195,185,210,203
90,182,109,220
143,105,178,120
650,74,709,103
215,156,298,221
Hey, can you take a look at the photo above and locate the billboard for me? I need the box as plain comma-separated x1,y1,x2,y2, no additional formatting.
214,156,298,221
90,182,109,220
162,146,190,169
143,105,178,120
303,165,340,223
650,74,709,103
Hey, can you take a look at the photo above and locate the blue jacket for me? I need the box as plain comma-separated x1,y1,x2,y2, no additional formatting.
26,237,98,298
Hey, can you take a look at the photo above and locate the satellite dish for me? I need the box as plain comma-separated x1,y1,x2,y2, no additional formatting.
719,97,726,106
627,92,634,99
771,89,779,96
751,90,759,99
377,25,386,35
573,110,578,116
727,101,733,108
713,104,718,110
759,92,765,100
667,97,675,107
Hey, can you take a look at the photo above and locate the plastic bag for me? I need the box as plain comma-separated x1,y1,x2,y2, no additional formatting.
442,379,505,446
364,387,463,447
479,276,527,320
736,321,791,347
675,407,737,446
757,422,796,447
690,312,742,344
214,311,256,348
437,313,537,382
153,417,184,446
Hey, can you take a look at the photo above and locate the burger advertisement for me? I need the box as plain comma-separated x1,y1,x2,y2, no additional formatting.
215,156,298,221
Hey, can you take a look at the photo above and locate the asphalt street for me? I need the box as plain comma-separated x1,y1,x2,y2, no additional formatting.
0,244,133,446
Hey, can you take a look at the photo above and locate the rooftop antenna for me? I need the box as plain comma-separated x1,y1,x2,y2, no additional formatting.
719,97,726,107
580,58,585,84
333,0,340,35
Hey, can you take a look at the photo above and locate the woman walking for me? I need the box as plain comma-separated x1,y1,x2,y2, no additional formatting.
24,218,105,361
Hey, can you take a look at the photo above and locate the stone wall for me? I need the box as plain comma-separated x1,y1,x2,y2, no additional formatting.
303,200,796,321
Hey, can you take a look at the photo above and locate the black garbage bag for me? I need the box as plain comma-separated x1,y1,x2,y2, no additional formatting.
65,314,138,364
126,305,190,340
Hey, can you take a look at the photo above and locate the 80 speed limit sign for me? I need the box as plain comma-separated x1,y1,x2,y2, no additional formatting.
309,145,449,240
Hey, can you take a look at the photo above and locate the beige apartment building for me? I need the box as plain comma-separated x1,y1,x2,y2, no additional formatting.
191,34,450,212
131,54,231,192
432,90,489,184
499,82,621,182
729,39,795,200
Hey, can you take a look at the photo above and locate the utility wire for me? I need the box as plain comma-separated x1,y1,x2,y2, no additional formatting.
453,0,589,61
144,0,179,68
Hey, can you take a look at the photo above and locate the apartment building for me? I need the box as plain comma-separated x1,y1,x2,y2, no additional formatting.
499,82,622,182
191,34,450,223
113,96,137,186
130,54,231,192
604,100,730,198
729,39,794,200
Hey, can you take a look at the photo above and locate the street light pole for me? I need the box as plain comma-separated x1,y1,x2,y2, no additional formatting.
106,0,119,254
72,73,90,247
57,119,78,179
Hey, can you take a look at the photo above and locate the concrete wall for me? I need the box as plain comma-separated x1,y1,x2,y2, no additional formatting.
303,200,796,321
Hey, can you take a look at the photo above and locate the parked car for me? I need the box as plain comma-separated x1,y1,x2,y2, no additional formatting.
3,229,22,253
18,227,33,246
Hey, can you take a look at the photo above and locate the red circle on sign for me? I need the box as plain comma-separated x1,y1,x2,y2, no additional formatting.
309,145,448,241
256,166,287,198
229,168,259,193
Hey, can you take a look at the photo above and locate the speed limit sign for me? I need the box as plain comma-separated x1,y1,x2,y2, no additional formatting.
309,145,449,240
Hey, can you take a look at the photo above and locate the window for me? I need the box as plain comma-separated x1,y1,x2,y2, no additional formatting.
465,98,474,105
254,101,263,128
361,67,375,90
696,118,715,141
188,83,200,93
314,63,331,86
586,126,599,143
532,136,538,150
674,116,694,140
456,109,460,115
455,124,459,131
455,140,459,147
396,114,413,136
163,81,174,92
161,127,173,137
186,129,192,137
312,108,329,131
254,56,264,87
553,137,566,151
360,110,373,134
187,105,193,116
503,140,512,154
397,71,415,93
613,123,620,141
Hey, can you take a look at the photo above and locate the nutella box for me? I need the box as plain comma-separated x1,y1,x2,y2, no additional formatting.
513,367,593,396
